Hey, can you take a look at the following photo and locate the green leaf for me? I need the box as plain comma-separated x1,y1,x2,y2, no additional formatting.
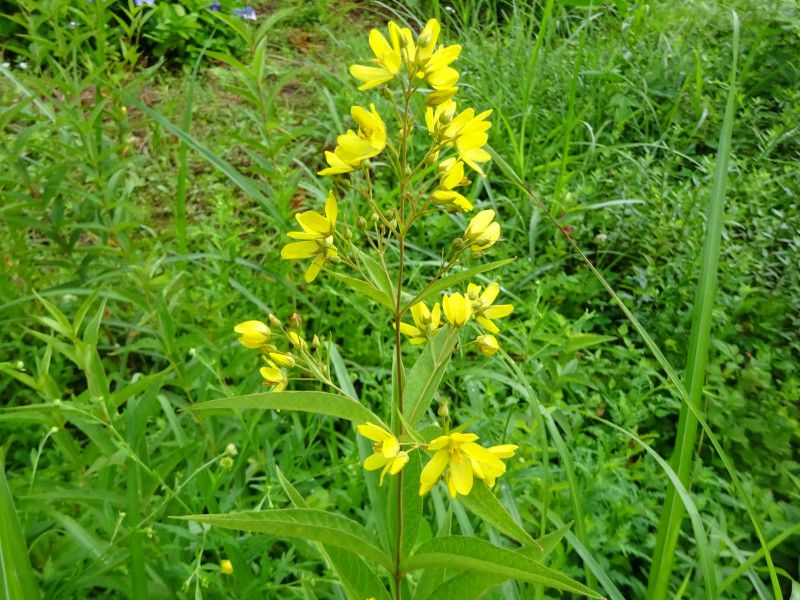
405,536,602,598
188,391,388,429
355,247,396,304
175,509,392,571
458,481,535,546
403,329,459,428
328,272,395,311
405,258,515,309
276,470,391,600
0,461,41,599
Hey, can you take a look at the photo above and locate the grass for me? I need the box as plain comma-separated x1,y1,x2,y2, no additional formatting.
1,0,799,598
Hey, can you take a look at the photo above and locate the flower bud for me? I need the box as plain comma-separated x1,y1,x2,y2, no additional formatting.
357,216,368,230
389,219,399,230
476,334,500,356
219,456,234,470
288,312,302,331
342,225,352,240
220,559,234,575
225,443,238,456
452,237,465,250
437,400,449,419
370,211,380,224
312,335,321,348
268,314,281,328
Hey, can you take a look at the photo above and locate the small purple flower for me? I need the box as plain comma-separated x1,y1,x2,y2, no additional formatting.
233,6,256,20
208,1,221,11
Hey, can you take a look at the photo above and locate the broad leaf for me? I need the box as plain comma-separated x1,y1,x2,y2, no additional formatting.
404,329,459,428
175,509,392,571
188,391,388,429
405,536,603,598
459,481,535,546
276,470,391,600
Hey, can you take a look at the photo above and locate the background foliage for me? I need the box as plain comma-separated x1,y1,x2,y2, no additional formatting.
1,0,798,598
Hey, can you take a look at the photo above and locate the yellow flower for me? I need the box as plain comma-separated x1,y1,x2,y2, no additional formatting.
398,301,442,344
419,432,508,498
319,104,387,176
281,191,338,282
415,18,440,63
464,209,500,254
357,422,409,485
260,361,288,392
443,107,492,174
349,28,402,90
430,158,472,212
475,334,499,356
442,292,471,326
234,320,270,348
471,444,518,488
466,283,513,334
219,559,234,575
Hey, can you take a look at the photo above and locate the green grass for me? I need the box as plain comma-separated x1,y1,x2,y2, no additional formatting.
2,0,799,598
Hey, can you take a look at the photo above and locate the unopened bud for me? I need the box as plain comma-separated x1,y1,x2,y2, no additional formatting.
312,335,321,348
288,313,302,331
342,225,352,240
219,456,234,470
370,211,380,223
437,400,449,419
452,237,465,250
120,106,127,115
268,314,281,328
329,254,342,264
225,443,238,456
357,216,368,230
389,219,398,230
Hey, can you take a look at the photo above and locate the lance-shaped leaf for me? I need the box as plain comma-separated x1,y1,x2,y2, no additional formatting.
175,509,392,572
458,481,536,546
188,391,388,429
328,272,395,311
403,329,459,428
276,470,391,600
405,536,603,598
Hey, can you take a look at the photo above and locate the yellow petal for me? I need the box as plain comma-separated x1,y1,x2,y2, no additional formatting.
325,191,338,227
381,435,400,458
449,458,473,496
410,301,431,329
364,452,391,471
399,322,422,337
487,444,518,459
281,241,318,260
295,210,330,236
483,304,513,319
476,315,500,334
357,422,391,443
427,436,450,451
419,449,449,495
349,64,394,89
304,255,325,282
390,451,409,475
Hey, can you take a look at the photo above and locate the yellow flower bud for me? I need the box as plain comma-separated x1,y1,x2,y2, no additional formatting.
442,292,471,326
476,334,500,356
219,456,234,470
220,559,234,575
234,320,270,348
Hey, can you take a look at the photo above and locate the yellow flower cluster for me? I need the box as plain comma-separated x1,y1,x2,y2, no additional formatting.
400,280,512,355
358,424,517,498
349,19,461,106
233,316,312,392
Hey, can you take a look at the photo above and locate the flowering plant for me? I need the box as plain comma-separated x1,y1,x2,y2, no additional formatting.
184,18,602,600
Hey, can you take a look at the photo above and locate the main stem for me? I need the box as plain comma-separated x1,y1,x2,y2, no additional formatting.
392,80,412,600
